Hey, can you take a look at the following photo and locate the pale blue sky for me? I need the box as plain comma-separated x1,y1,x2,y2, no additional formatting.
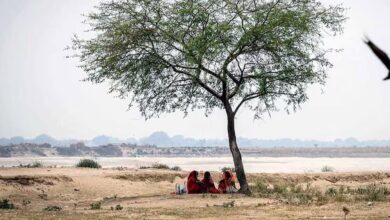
0,0,389,140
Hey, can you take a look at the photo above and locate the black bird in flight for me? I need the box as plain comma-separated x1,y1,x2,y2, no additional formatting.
364,37,390,81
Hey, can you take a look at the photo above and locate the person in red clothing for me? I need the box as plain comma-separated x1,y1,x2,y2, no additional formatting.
218,170,238,193
187,170,206,194
201,171,220,194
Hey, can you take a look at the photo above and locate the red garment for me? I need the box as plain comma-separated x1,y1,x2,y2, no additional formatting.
218,171,236,193
187,171,203,194
201,178,220,194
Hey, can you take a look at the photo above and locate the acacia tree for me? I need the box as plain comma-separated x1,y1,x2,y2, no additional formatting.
72,0,345,194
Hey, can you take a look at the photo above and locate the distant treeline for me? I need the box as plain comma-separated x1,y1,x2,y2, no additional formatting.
1,132,390,147
0,143,390,158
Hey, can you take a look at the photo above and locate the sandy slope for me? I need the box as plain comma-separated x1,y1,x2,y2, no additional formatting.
0,168,389,219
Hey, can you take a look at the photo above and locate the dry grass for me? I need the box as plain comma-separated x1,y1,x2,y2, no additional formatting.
0,175,72,186
0,168,389,219
110,172,187,183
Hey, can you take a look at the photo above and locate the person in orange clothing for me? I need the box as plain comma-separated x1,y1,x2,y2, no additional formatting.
187,170,206,194
218,170,238,193
201,171,220,194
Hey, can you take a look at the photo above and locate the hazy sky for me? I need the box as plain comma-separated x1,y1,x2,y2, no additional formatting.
0,0,389,140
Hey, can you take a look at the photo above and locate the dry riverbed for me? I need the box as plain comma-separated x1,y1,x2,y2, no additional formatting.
0,167,389,219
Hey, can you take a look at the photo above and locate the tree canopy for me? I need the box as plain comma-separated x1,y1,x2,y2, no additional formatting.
72,0,345,119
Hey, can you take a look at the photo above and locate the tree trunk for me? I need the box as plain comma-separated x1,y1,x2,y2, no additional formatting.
224,103,251,195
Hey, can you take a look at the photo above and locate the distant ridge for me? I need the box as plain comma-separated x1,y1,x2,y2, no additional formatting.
1,132,390,147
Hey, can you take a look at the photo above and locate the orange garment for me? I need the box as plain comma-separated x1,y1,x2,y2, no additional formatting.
218,171,236,193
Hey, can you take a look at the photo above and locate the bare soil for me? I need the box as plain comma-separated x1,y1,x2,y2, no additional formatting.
0,167,389,219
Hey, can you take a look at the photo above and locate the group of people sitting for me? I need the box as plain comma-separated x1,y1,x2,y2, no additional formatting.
187,170,238,194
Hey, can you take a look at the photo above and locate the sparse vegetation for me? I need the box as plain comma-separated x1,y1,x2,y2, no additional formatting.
0,166,389,219
321,165,335,172
90,202,101,210
19,161,43,168
22,200,31,206
0,199,15,209
76,159,101,169
214,200,235,208
356,183,390,201
113,173,186,183
251,180,323,205
115,204,123,210
221,167,235,173
43,205,62,211
140,163,182,171
170,166,182,171
252,179,390,205
151,163,170,169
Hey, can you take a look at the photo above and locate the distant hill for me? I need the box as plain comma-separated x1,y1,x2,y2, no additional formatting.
1,143,390,158
0,132,390,147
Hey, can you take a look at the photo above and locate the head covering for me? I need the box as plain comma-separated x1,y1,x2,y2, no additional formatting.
223,171,232,180
204,171,211,180
188,170,198,181
203,171,213,184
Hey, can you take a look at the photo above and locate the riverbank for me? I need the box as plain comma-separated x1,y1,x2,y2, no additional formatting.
0,167,389,219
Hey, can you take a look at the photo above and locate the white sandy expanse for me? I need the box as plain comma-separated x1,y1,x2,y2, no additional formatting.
0,157,389,173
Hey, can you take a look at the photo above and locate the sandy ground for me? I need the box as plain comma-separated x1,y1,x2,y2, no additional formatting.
0,168,389,219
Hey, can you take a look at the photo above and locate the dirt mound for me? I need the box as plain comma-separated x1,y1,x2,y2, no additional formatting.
246,172,390,184
110,172,187,183
0,175,73,186
316,172,390,183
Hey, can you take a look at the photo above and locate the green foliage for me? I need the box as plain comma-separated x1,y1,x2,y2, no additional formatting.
90,202,102,210
71,0,345,193
71,0,346,119
76,159,101,169
221,167,235,173
0,199,15,209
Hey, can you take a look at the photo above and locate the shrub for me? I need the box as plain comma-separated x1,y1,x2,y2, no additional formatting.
76,159,101,168
251,180,322,205
140,163,171,170
252,180,269,194
325,187,338,197
170,166,182,171
0,199,15,209
151,163,170,169
115,204,123,210
221,167,235,173
321,165,334,172
90,202,101,210
44,205,62,211
19,161,43,168
356,183,389,201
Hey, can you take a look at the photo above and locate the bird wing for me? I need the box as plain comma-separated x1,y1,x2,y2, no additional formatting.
365,40,390,70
